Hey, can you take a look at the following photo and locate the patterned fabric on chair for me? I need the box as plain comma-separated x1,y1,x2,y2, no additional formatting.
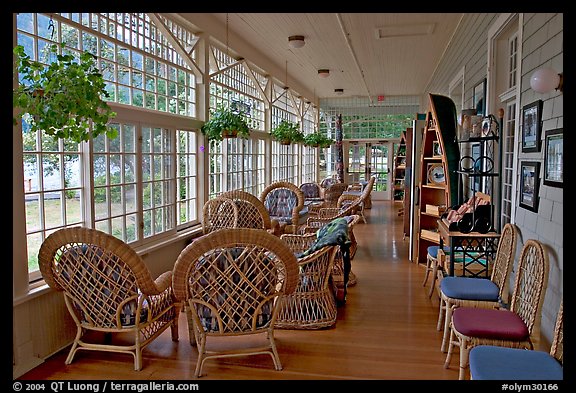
299,182,323,203
260,181,305,234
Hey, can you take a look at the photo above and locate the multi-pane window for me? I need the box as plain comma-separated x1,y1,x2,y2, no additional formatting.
272,85,300,183
508,34,518,90
22,126,83,280
16,13,199,279
93,123,138,242
176,130,198,226
501,102,516,228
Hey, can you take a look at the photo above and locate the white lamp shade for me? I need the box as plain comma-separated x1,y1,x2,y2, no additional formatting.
288,36,305,49
318,69,330,78
530,68,561,93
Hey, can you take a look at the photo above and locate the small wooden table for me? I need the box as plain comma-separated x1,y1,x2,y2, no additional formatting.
437,218,500,277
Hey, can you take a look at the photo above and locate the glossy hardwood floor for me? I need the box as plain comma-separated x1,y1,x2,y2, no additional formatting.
19,200,464,380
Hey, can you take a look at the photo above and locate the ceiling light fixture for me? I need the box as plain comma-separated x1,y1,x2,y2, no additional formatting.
530,67,563,93
318,69,330,78
288,35,305,49
334,88,344,95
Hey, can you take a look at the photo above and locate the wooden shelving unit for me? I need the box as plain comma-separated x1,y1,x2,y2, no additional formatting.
415,94,460,265
392,131,407,205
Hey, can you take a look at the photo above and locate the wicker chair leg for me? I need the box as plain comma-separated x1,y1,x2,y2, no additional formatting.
428,257,439,298
444,323,456,368
458,338,469,380
441,304,454,353
65,327,83,365
194,337,207,378
134,349,142,371
267,331,283,371
436,297,445,332
422,254,433,287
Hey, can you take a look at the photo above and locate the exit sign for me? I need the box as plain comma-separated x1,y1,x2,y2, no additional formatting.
377,95,385,102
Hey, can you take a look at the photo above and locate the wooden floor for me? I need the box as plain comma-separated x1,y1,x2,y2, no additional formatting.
19,200,464,380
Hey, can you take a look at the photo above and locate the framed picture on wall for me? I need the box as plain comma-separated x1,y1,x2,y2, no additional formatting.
521,100,543,153
543,128,563,188
473,79,486,116
519,161,541,212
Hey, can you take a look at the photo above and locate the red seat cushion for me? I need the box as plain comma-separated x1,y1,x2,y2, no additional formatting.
452,307,529,340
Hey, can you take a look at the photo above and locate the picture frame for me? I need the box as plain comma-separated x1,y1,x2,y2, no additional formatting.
521,100,543,153
473,79,486,116
543,128,563,188
519,161,540,212
432,141,442,157
427,163,445,185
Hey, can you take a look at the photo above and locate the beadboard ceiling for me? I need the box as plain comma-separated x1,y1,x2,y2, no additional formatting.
175,13,463,104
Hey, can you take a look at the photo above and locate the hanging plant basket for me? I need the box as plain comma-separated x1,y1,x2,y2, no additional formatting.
222,129,239,138
12,43,117,143
280,139,292,145
270,120,304,145
304,131,334,148
201,105,251,141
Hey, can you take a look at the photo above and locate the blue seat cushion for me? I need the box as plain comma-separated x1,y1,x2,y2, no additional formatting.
470,345,563,380
427,245,450,259
440,276,499,301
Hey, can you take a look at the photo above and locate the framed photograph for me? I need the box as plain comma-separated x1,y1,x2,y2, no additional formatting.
473,79,486,116
432,141,442,157
543,128,563,188
521,100,543,153
427,163,445,185
519,161,541,212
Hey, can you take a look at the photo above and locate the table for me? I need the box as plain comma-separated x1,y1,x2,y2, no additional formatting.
437,218,500,277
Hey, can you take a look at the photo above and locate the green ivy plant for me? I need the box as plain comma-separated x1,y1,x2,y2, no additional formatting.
201,105,251,141
270,120,304,145
304,131,334,148
12,43,117,143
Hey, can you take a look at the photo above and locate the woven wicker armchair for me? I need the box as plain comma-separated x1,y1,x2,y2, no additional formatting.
276,233,338,329
303,214,362,304
38,227,180,371
299,182,324,203
444,239,550,379
260,181,306,234
337,175,376,223
202,196,239,234
219,189,281,236
308,182,348,216
172,228,299,377
437,223,518,353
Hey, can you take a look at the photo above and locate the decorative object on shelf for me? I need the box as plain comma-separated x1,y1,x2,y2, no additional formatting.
519,161,541,212
432,141,443,157
481,114,499,137
473,78,487,116
530,67,563,94
521,100,543,153
303,131,333,148
543,128,563,188
12,43,117,143
201,104,251,141
270,120,304,145
427,163,445,185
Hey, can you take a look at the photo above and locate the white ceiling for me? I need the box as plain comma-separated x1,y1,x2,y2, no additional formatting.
176,13,463,103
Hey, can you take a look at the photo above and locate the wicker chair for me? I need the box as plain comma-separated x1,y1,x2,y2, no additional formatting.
337,175,376,223
260,181,306,234
301,215,361,305
276,233,338,329
219,189,281,236
444,239,550,380
309,182,349,216
469,301,563,380
299,182,324,203
37,227,180,371
437,223,518,353
172,228,299,378
201,196,239,234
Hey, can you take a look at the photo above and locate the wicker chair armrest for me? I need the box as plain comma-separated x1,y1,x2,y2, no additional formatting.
151,270,173,294
318,207,341,219
338,194,358,207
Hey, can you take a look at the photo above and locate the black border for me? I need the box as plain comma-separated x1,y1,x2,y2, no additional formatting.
519,160,541,212
521,100,543,153
543,128,563,188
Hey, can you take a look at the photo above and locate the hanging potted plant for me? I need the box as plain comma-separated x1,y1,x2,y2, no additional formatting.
270,120,304,145
201,105,251,141
304,131,334,148
12,43,117,143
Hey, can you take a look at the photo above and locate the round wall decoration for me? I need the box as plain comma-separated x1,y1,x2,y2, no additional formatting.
427,163,445,185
